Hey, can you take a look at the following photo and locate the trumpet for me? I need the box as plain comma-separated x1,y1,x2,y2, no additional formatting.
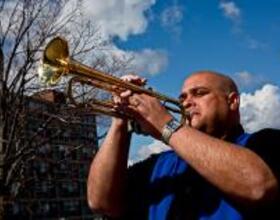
38,37,186,122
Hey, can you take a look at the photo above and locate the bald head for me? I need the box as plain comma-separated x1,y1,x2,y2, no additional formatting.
189,70,239,95
181,70,241,137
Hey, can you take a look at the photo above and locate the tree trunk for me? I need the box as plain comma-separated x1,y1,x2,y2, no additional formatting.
0,46,4,220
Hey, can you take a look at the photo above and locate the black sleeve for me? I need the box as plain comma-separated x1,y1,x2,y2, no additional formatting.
127,154,159,192
246,128,280,181
124,154,159,219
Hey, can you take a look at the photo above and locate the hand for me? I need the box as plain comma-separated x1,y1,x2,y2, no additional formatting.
112,74,146,105
111,74,146,124
124,93,173,139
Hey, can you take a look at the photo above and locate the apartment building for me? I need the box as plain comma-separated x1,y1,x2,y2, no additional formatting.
5,90,104,219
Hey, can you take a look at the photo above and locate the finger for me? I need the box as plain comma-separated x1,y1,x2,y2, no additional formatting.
113,104,138,119
112,85,121,94
112,89,132,104
112,95,122,104
121,74,139,81
121,74,147,86
128,94,142,106
120,89,133,98
140,78,147,85
124,105,141,119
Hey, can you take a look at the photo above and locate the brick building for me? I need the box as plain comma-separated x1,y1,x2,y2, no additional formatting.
5,90,103,219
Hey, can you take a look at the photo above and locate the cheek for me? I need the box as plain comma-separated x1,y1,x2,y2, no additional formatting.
189,96,220,121
199,98,216,114
203,99,229,122
198,98,222,120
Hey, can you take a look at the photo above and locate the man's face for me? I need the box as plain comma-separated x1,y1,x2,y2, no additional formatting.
179,73,232,135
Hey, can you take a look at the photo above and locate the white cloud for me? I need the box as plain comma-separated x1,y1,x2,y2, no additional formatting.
130,140,169,164
219,1,242,37
234,71,254,86
245,36,266,50
81,0,156,41
219,1,241,21
160,5,184,38
99,44,168,75
161,5,184,27
218,1,266,50
233,71,267,91
240,84,280,132
129,49,168,75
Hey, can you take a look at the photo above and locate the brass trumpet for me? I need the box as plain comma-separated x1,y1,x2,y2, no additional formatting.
38,37,186,121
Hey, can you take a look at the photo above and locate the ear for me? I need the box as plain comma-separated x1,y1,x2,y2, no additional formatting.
227,92,239,111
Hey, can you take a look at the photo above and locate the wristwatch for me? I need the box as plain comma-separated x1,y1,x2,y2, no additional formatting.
161,117,182,144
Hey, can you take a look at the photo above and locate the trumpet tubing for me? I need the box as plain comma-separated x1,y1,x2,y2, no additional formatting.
38,37,186,122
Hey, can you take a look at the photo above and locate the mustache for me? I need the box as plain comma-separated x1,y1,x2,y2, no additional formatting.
184,110,198,120
184,111,192,121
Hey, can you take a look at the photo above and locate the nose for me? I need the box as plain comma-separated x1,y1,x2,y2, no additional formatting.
182,97,195,109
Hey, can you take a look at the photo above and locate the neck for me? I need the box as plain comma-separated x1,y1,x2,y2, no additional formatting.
221,124,244,141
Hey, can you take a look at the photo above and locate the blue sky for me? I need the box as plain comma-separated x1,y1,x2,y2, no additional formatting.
115,0,280,92
70,0,280,162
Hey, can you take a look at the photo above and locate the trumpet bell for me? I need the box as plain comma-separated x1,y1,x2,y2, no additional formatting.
38,63,65,86
38,37,69,85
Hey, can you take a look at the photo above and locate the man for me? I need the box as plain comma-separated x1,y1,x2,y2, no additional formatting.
87,71,280,219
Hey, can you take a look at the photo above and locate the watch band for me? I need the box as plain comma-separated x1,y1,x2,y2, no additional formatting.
161,117,182,144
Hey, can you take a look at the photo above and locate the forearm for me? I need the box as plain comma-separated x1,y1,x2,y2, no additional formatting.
87,118,131,216
169,126,278,203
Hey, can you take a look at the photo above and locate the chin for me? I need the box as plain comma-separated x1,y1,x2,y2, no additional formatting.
189,117,200,128
189,122,200,130
189,120,206,132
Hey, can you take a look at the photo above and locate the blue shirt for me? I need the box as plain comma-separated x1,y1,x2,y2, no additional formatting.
148,133,251,220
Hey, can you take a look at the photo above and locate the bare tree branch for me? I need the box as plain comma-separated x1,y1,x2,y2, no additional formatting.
0,0,133,218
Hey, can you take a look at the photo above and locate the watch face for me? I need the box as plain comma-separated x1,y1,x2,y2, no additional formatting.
168,119,181,131
162,118,182,144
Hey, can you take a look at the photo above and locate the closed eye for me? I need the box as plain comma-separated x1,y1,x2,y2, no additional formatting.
193,88,209,97
188,87,210,98
179,87,210,102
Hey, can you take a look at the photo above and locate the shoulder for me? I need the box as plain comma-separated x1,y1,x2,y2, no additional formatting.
248,128,280,142
246,128,280,150
246,128,280,152
246,128,280,178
